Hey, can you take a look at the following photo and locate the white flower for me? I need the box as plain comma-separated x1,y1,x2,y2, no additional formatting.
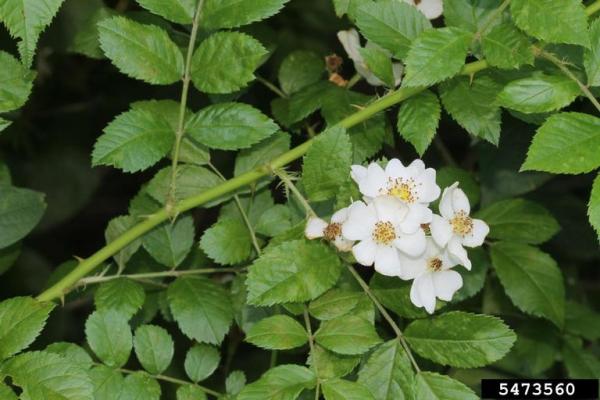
351,159,440,233
305,208,354,252
400,238,463,314
342,196,427,276
430,183,489,269
403,0,443,20
337,29,403,87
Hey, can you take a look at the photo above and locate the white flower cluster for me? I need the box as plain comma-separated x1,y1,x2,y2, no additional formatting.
305,159,489,314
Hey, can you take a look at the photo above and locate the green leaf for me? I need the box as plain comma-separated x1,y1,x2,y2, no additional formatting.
521,112,600,174
589,173,600,239
322,379,375,400
476,198,560,244
315,315,381,355
85,309,132,368
184,343,220,382
443,0,502,32
246,240,342,306
178,385,208,400
98,16,184,84
201,0,290,30
303,126,353,202
510,0,590,47
45,342,93,369
397,89,441,155
498,73,580,114
435,166,480,207
105,215,142,270
272,81,332,127
357,340,415,400
0,185,46,249
168,276,234,344
0,0,66,67
200,217,253,265
89,365,123,400
584,19,600,86
0,117,11,133
370,274,431,319
94,278,145,318
246,315,308,350
0,383,16,400
490,242,565,327
0,296,54,360
256,205,293,237
136,0,196,24
481,22,534,70
0,51,33,112
355,0,431,60
279,50,324,95
119,371,161,400
237,364,316,400
235,132,290,176
1,351,94,400
565,301,600,340
414,371,478,400
143,215,195,267
453,248,490,302
187,102,278,150
439,75,503,144
191,32,267,94
66,3,113,59
359,46,395,87
309,289,362,321
562,337,600,378
308,345,361,380
133,324,174,374
226,371,247,395
403,27,472,87
405,311,516,368
178,137,211,166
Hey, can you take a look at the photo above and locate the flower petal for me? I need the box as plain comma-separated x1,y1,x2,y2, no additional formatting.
360,163,387,198
439,182,458,218
411,274,436,314
305,217,327,239
417,0,443,19
430,214,453,247
394,228,426,257
331,207,349,224
448,237,471,270
352,239,377,266
385,158,406,178
337,29,362,62
397,252,427,280
373,195,407,225
451,186,470,214
432,269,463,301
415,168,441,203
374,245,402,276
400,203,432,234
462,219,489,248
334,237,354,252
406,159,426,176
342,201,375,240
350,165,368,185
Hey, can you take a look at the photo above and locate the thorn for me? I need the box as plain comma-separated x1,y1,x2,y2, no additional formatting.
73,255,85,263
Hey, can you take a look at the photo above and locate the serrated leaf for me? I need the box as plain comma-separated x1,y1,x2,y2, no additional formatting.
200,217,253,265
439,75,503,144
405,311,516,368
414,371,478,400
92,102,175,172
359,46,395,87
0,184,46,249
177,385,208,400
0,383,16,400
453,248,490,302
355,1,431,60
308,345,361,380
403,27,472,87
0,297,54,360
2,351,94,400
178,136,211,166
322,379,375,400
143,214,195,267
187,102,278,150
201,0,290,30
45,342,93,369
85,309,132,368
490,242,565,327
184,343,220,382
481,22,534,70
562,337,600,378
585,19,600,87
476,198,560,244
279,50,324,95
95,278,145,318
120,371,161,400
98,16,184,84
357,340,414,400
315,315,381,355
370,274,431,319
0,0,66,67
136,0,196,24
309,289,362,321
443,0,502,32
498,73,580,114
510,0,590,47
246,315,308,350
146,165,224,205
521,112,600,174
397,89,440,155
168,276,234,344
565,301,600,340
191,31,267,94
66,3,113,59
589,173,600,239
303,126,352,202
235,132,290,176
226,371,247,395
105,215,142,270
237,364,316,400
0,51,33,113
89,365,123,400
256,205,293,237
246,240,342,306
133,324,174,374
272,81,333,127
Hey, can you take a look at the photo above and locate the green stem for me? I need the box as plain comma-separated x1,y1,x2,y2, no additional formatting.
474,0,511,40
77,267,244,286
118,367,222,397
274,169,315,217
303,306,320,400
586,0,600,16
256,75,287,98
167,1,204,212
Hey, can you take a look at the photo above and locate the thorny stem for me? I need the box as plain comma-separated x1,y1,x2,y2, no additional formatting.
303,306,321,400
36,2,600,303
167,1,204,214
346,265,421,373
117,367,222,398
274,168,316,217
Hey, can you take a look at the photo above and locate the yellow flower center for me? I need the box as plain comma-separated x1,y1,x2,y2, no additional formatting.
372,221,396,245
450,211,473,236
428,257,443,272
323,223,342,241
387,178,418,203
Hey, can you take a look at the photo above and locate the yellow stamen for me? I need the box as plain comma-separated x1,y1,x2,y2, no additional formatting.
324,223,342,241
428,257,443,272
372,221,396,245
450,211,473,236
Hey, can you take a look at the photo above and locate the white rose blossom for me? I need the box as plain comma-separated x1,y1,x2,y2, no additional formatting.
341,196,426,277
430,183,490,270
304,207,354,252
403,0,443,20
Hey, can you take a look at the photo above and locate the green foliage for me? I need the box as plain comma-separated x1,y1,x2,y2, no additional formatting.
585,19,600,86
201,0,290,30
45,342,93,369
314,315,381,355
94,278,146,318
562,337,600,378
308,345,361,380
397,89,441,155
147,165,223,204
143,215,195,267
359,46,395,87
191,32,267,94
105,215,142,269
0,51,33,113
589,173,600,238
0,185,46,249
136,0,196,24
246,315,308,350
414,371,478,400
237,364,316,400
521,112,600,174
481,22,534,69
370,274,431,319
200,217,253,265
134,324,174,374
120,371,161,400
85,309,133,367
184,343,220,382
322,379,375,400
443,0,502,32
309,289,363,320
177,385,208,400
98,16,184,84
279,50,324,95
235,132,291,176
